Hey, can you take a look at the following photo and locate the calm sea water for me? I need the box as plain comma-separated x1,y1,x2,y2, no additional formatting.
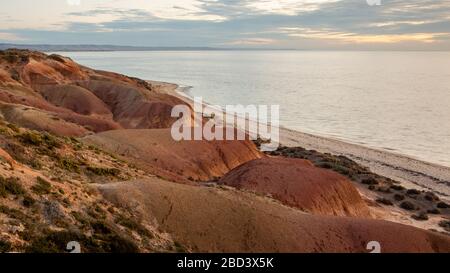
60,51,450,167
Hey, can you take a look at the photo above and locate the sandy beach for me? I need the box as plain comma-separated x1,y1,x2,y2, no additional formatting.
158,81,450,202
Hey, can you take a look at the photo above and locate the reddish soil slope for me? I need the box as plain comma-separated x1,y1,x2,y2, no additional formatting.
219,157,371,217
84,128,263,182
39,84,112,117
0,49,187,136
98,178,450,253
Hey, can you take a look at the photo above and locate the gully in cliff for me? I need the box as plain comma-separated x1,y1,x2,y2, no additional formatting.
170,97,280,151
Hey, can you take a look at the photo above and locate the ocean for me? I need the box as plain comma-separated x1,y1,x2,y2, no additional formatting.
59,50,450,167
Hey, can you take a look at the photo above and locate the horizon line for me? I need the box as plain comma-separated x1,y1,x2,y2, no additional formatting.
1,43,449,52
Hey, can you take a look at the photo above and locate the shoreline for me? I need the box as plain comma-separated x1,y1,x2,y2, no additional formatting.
155,81,450,200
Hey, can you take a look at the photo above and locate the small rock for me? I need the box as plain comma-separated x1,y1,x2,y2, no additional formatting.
438,220,450,232
424,192,439,202
406,189,421,195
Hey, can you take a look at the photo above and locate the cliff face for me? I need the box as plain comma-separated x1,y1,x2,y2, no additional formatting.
0,49,186,136
84,128,263,183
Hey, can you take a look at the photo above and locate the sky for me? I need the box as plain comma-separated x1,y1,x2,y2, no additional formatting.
1,0,450,50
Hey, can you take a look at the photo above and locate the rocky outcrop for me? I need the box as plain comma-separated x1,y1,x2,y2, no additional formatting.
0,49,187,136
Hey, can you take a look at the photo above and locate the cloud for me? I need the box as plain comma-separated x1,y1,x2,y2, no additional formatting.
280,27,450,44
369,20,439,27
245,0,341,16
130,0,228,21
1,0,450,49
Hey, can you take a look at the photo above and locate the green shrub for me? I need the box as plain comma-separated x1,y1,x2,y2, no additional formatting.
22,195,36,207
18,131,61,149
0,176,26,197
411,212,429,221
58,157,80,172
47,54,66,63
376,198,393,206
26,230,96,253
11,71,21,81
85,220,139,252
0,205,27,221
3,143,23,158
173,241,187,253
86,204,107,220
361,178,378,185
91,220,113,235
376,186,392,193
101,234,139,253
4,53,19,63
393,194,405,201
31,177,52,194
0,240,12,253
400,201,416,211
6,123,20,133
406,189,421,195
318,162,332,169
390,185,405,191
41,133,61,149
439,220,450,232
71,211,90,228
427,208,440,215
29,159,43,170
115,215,152,237
20,55,29,63
424,192,439,202
18,131,43,146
